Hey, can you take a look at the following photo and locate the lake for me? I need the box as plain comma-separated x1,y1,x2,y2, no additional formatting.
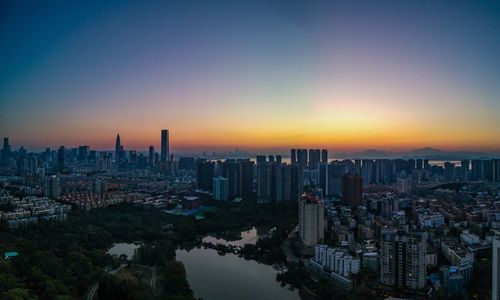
202,226,262,247
107,242,141,260
176,247,301,300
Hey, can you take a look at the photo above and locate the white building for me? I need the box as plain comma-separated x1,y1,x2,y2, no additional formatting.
419,212,445,228
299,194,324,247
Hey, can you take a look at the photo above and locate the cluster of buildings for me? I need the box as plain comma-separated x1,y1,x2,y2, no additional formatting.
0,190,71,229
4,134,500,298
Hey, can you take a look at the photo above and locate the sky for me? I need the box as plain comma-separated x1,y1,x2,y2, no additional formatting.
1,0,500,154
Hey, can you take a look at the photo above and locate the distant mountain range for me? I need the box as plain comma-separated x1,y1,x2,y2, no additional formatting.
335,147,500,160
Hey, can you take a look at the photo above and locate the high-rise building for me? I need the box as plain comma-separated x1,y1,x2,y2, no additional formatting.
115,134,122,164
256,157,272,203
492,231,500,300
44,175,60,199
308,149,321,170
299,193,324,247
222,159,238,199
380,230,426,290
196,159,214,191
148,146,155,168
213,176,229,201
57,146,65,173
238,159,254,200
297,149,308,169
493,159,500,183
78,146,89,162
361,159,374,186
283,164,303,202
1,137,11,165
321,149,328,163
342,173,363,207
161,129,169,162
291,149,297,165
91,178,108,199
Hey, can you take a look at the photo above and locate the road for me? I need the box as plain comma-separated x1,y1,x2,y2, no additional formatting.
86,264,127,300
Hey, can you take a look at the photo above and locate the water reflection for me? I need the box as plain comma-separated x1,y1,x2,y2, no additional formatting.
176,247,300,300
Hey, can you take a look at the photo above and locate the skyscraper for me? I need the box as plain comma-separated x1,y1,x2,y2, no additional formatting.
1,137,11,165
321,149,328,163
299,193,324,247
148,146,155,168
196,159,214,191
115,134,121,163
256,156,272,203
342,173,363,207
291,149,297,165
161,129,169,162
57,146,65,173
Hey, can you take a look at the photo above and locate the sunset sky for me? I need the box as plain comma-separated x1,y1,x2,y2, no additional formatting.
1,0,500,153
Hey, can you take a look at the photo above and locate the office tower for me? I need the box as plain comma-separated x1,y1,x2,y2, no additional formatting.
148,146,155,168
291,149,297,165
308,149,320,170
493,231,500,300
321,149,328,163
44,175,60,199
256,157,272,203
91,178,108,199
275,155,282,164
161,129,169,162
342,173,363,207
493,159,500,183
299,193,324,247
380,230,426,290
1,137,11,165
57,146,65,173
238,159,254,200
115,134,121,164
423,159,430,170
213,176,229,201
196,159,214,191
297,149,308,169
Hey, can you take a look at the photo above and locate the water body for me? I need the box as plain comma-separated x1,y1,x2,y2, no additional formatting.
176,247,300,300
107,242,141,260
202,226,262,247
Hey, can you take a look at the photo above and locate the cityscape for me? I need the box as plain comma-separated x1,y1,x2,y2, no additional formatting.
2,1,500,300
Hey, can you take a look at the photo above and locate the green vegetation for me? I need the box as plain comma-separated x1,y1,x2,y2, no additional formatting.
0,200,299,299
0,205,196,299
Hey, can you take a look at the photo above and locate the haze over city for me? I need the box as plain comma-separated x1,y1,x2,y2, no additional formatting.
2,0,500,153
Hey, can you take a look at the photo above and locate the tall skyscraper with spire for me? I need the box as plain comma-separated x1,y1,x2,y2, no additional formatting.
115,134,121,163
161,129,169,162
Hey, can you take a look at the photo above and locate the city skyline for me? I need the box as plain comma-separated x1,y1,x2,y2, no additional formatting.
2,1,500,153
